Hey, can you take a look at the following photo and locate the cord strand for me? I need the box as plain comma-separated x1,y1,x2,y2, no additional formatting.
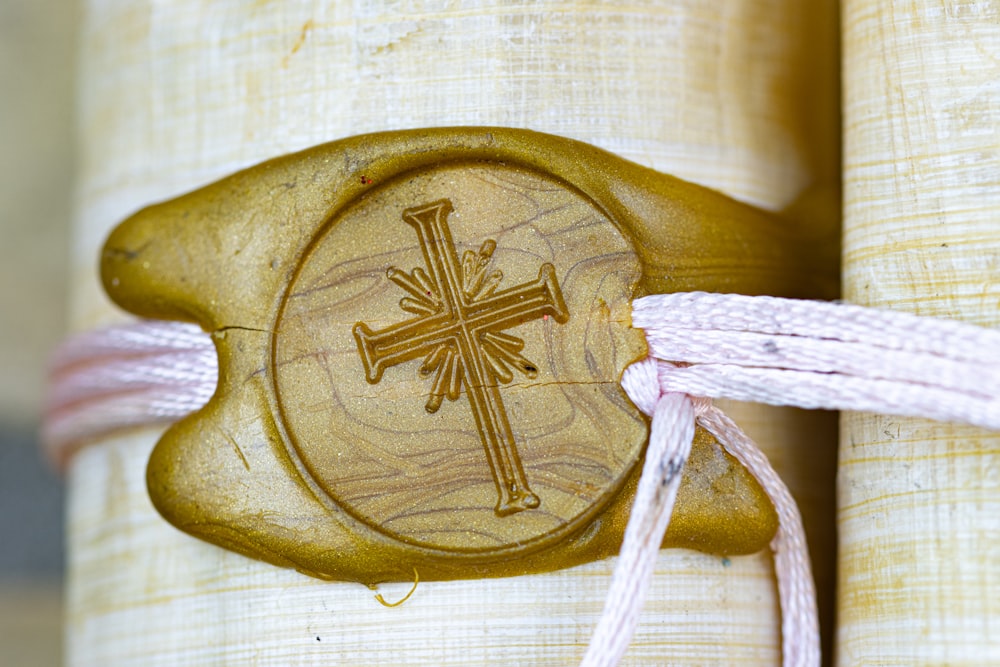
42,292,1000,667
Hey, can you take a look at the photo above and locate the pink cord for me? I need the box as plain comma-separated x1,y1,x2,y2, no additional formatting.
633,293,1000,430
584,358,818,667
42,292,1000,667
42,320,217,466
579,362,705,667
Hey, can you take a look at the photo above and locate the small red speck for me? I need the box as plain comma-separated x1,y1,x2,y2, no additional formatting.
543,314,549,321
360,175,372,185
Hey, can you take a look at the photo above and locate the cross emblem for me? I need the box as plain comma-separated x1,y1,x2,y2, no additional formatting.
353,199,570,517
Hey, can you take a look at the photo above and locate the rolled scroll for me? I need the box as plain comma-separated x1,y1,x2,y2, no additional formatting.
839,2,1000,664
67,2,839,664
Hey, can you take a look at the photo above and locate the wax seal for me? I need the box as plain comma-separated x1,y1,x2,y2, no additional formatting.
100,128,827,583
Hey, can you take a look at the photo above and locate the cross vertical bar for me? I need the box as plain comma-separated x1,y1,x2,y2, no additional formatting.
356,199,567,516
403,201,541,514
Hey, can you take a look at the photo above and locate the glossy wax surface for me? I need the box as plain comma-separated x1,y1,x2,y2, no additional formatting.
97,128,822,583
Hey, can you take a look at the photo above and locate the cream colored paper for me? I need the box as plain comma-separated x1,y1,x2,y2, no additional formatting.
839,2,1000,664
68,2,839,664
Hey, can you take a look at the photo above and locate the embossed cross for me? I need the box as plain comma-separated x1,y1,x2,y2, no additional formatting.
354,199,569,516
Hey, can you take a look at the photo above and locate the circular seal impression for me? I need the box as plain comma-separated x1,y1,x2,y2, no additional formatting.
273,162,648,555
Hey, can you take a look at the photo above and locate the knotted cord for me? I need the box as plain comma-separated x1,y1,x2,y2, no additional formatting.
43,292,1000,667
583,358,817,667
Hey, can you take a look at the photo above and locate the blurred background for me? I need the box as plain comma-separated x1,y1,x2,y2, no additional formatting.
0,0,79,664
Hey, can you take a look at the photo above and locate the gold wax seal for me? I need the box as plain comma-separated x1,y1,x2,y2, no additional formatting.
101,128,831,584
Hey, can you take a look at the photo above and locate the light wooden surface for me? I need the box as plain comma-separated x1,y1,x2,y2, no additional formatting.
839,2,1000,664
68,2,839,664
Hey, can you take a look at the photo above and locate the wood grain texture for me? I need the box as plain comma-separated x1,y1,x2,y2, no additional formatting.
839,1,1000,664
68,1,840,664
